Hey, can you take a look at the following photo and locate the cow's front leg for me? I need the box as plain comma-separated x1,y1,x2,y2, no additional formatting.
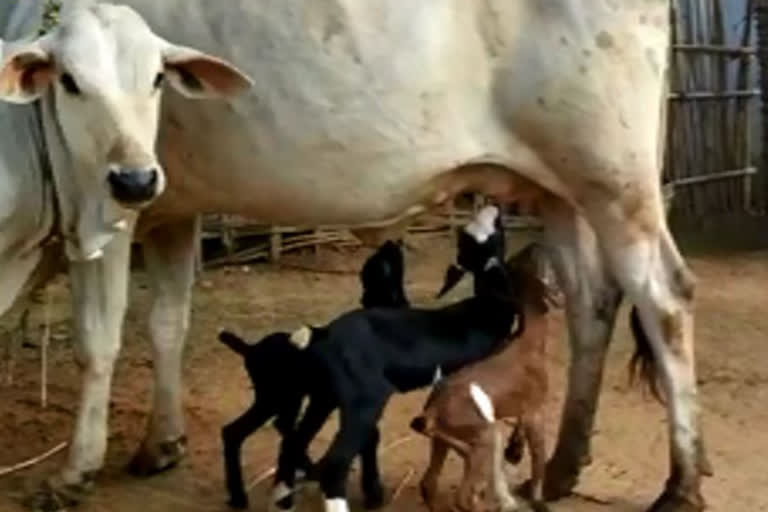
26,227,134,511
129,217,197,475
538,202,622,500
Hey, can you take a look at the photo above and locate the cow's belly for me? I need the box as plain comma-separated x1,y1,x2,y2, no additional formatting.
134,0,668,230
132,0,561,230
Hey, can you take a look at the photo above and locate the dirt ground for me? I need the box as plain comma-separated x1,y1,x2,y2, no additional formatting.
1,234,767,512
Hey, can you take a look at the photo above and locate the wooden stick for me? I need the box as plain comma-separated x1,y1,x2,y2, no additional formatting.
381,435,414,454
391,467,414,502
572,491,613,506
41,289,52,409
0,442,67,477
246,466,276,491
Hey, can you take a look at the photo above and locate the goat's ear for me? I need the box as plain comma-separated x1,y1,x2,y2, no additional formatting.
437,264,465,299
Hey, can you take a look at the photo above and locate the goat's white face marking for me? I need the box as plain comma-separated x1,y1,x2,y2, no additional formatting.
464,205,500,243
432,366,443,385
289,326,312,350
469,382,495,423
324,498,350,512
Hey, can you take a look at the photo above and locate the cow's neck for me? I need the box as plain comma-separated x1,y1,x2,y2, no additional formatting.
39,90,134,262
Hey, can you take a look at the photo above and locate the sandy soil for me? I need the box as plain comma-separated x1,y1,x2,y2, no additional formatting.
1,235,767,512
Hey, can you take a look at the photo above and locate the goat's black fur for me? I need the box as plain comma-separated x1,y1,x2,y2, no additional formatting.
220,240,409,509
275,207,526,510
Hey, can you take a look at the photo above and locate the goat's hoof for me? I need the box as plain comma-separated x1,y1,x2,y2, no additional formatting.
227,494,249,509
128,435,188,476
539,461,579,501
363,485,385,509
647,488,704,512
22,475,95,512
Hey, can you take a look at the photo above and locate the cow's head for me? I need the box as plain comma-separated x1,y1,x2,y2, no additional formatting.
0,2,251,212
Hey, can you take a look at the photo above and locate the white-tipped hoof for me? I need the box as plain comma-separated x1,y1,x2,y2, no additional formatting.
289,326,312,350
324,497,350,512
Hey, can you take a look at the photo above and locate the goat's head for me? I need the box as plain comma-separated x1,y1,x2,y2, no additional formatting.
437,205,505,298
505,243,563,313
360,239,409,308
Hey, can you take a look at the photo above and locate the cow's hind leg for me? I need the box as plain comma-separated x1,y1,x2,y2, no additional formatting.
587,192,706,511
538,201,622,499
129,217,198,475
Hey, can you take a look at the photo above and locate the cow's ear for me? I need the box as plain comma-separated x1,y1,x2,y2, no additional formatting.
0,38,55,104
161,43,252,99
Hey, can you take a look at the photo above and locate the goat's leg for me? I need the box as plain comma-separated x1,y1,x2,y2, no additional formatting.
539,201,622,499
221,401,275,509
522,411,549,512
360,426,385,509
275,399,314,480
130,217,198,475
274,395,334,511
316,394,388,512
454,427,494,512
491,425,521,512
419,437,449,511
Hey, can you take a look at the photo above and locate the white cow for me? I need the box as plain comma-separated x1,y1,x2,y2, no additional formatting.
0,1,709,511
0,0,251,505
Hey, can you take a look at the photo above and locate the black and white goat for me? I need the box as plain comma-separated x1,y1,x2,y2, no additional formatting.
220,240,409,509
275,206,526,512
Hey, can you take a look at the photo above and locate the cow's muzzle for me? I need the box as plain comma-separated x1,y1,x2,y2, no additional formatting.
108,168,159,205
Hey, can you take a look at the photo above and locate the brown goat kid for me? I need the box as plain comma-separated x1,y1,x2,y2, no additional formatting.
411,243,560,512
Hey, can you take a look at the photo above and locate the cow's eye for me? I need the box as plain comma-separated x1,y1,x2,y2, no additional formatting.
60,72,80,95
153,72,165,90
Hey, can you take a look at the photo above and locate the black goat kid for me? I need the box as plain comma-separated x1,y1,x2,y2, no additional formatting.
275,206,526,512
220,240,409,509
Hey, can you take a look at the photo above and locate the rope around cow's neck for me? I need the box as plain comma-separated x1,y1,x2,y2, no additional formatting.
39,0,62,36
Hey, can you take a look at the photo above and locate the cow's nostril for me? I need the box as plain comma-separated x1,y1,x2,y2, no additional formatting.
108,168,160,204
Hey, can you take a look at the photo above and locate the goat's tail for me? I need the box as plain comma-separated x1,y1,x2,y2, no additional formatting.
218,330,250,356
628,307,664,403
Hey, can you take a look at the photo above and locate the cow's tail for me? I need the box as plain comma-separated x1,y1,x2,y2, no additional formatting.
218,330,250,357
628,306,664,403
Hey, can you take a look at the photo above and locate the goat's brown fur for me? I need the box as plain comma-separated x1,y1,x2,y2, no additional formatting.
412,247,556,512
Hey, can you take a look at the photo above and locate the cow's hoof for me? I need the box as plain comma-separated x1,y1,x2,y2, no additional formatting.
647,488,704,512
23,476,94,512
128,435,187,476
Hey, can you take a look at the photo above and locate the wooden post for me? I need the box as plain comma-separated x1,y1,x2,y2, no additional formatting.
270,227,282,262
756,0,768,207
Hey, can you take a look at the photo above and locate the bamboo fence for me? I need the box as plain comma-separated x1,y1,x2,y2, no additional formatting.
200,0,761,267
665,0,759,216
